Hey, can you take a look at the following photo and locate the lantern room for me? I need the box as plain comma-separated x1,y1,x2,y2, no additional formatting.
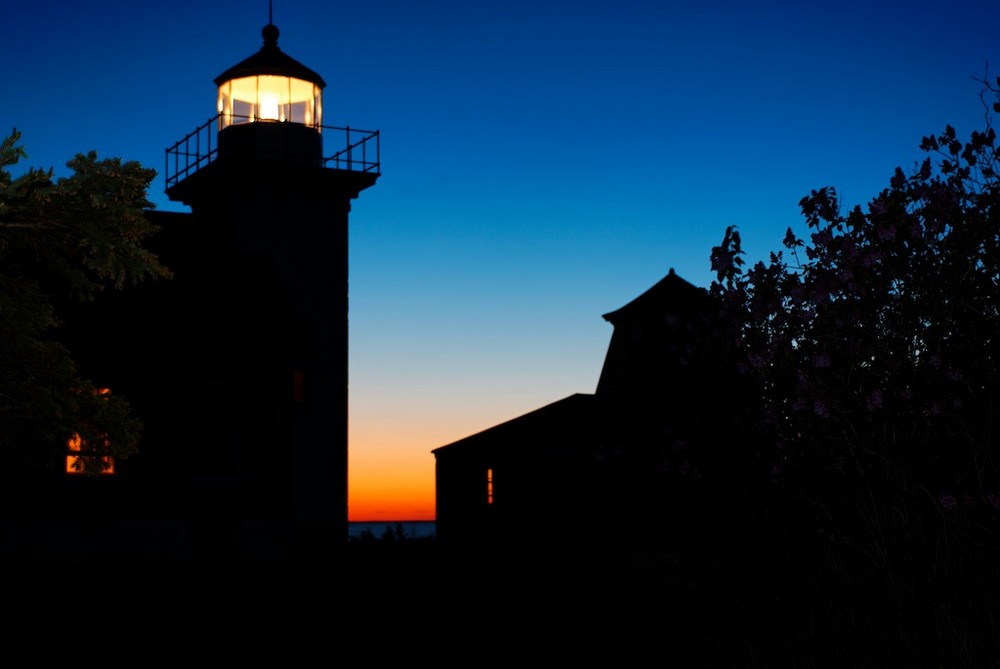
215,23,324,130
165,18,380,194
208,22,326,167
217,74,322,128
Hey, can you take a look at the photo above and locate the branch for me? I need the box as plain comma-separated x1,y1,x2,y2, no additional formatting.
0,219,63,230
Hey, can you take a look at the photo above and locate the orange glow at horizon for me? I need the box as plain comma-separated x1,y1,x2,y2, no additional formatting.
349,415,444,522
348,433,436,521
348,455,435,521
349,388,570,522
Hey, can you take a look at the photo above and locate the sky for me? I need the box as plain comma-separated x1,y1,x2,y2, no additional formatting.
3,0,999,521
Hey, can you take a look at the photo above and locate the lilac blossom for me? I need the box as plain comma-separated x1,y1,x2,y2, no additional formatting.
866,388,883,411
939,492,959,510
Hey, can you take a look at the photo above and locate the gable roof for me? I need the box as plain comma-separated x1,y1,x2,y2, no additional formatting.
432,393,601,456
601,267,712,327
214,24,327,88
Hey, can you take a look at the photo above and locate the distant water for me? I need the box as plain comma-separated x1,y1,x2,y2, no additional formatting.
348,520,436,540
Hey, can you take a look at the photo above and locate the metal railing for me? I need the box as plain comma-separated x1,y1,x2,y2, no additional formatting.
323,125,381,174
165,117,218,188
165,114,380,189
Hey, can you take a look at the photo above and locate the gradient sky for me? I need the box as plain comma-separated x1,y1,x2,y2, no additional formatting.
4,0,998,521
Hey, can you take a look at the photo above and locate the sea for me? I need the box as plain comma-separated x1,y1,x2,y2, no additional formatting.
347,520,436,540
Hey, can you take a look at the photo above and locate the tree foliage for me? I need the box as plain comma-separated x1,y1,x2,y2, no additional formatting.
703,79,1000,660
0,129,169,473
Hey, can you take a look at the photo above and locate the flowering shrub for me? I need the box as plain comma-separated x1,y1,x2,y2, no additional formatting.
702,78,1000,661
712,80,1000,510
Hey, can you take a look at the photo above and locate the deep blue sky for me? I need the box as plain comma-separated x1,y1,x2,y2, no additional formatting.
4,0,998,518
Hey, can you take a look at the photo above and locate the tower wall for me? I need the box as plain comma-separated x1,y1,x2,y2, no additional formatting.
169,156,376,547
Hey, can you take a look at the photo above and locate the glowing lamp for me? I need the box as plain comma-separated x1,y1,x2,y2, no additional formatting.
217,73,323,128
214,23,325,131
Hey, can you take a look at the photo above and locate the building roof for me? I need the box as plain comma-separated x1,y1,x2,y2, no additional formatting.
214,23,326,88
601,267,712,327
435,269,720,454
432,393,601,456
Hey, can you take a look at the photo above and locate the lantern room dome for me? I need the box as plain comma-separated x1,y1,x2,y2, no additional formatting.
215,23,324,130
214,23,326,88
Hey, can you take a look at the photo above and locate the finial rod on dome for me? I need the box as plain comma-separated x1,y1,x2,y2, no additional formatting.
262,0,279,47
213,2,326,133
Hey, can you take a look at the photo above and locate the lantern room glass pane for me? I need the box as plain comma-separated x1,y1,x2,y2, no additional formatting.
217,75,322,130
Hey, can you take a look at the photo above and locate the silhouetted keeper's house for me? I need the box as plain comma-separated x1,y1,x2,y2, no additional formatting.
433,269,747,548
1,21,378,561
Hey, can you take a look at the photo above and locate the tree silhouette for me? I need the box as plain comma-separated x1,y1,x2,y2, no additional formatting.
0,130,169,472
705,77,1000,661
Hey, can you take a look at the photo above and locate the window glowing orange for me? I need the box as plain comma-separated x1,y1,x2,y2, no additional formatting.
293,369,306,404
487,467,494,505
65,388,115,475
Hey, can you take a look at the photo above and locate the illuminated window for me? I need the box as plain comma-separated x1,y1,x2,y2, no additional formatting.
292,369,306,404
217,75,322,130
66,434,115,475
65,388,115,476
487,467,494,505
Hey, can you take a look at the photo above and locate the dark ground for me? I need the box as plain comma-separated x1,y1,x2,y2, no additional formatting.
8,535,997,667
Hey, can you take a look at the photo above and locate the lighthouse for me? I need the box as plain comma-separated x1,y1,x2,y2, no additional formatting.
0,11,378,563
159,18,379,551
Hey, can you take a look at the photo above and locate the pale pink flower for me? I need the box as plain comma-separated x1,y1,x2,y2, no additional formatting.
939,492,959,509
866,388,883,411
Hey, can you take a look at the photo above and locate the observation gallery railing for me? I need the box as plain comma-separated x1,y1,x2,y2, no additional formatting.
165,114,380,189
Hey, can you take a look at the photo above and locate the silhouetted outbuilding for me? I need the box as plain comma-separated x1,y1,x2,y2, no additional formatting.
433,269,745,549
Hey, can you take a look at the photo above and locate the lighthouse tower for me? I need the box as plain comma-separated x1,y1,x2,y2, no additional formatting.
162,19,379,551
